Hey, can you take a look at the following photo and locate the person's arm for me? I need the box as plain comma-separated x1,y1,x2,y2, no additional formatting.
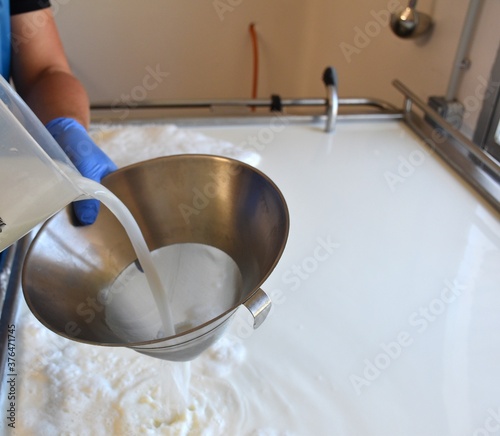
9,7,117,225
10,8,90,128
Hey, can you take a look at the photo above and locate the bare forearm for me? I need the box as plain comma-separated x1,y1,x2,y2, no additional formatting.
10,9,90,129
18,69,90,128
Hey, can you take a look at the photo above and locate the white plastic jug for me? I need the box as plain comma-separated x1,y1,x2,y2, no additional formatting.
0,75,84,251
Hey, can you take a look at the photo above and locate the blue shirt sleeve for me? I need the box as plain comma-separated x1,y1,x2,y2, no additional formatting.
1,1,52,78
0,0,10,78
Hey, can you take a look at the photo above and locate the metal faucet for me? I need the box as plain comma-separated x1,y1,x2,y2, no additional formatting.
323,67,338,133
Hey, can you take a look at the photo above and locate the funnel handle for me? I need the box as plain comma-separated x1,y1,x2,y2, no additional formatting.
243,288,272,329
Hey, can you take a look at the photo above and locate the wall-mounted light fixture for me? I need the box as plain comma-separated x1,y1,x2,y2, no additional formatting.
390,0,433,39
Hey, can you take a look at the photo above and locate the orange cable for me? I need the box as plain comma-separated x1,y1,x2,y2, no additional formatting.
249,23,259,109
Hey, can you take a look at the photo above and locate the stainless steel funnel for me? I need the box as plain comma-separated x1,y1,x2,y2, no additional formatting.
22,155,289,361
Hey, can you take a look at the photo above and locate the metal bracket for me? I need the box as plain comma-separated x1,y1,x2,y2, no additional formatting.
243,288,272,329
394,79,500,213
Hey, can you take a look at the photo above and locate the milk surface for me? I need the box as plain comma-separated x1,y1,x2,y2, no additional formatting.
14,303,251,435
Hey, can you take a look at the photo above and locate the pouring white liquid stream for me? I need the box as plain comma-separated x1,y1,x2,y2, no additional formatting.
75,176,194,419
73,176,176,338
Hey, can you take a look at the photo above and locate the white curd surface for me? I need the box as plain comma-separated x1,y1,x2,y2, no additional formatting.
9,119,500,435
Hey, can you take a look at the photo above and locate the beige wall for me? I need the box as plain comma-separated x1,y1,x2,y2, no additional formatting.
54,0,499,135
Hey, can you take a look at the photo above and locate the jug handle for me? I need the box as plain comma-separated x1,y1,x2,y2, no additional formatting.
243,288,272,329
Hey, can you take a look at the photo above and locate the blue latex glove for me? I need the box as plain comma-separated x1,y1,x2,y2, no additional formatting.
45,117,117,225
